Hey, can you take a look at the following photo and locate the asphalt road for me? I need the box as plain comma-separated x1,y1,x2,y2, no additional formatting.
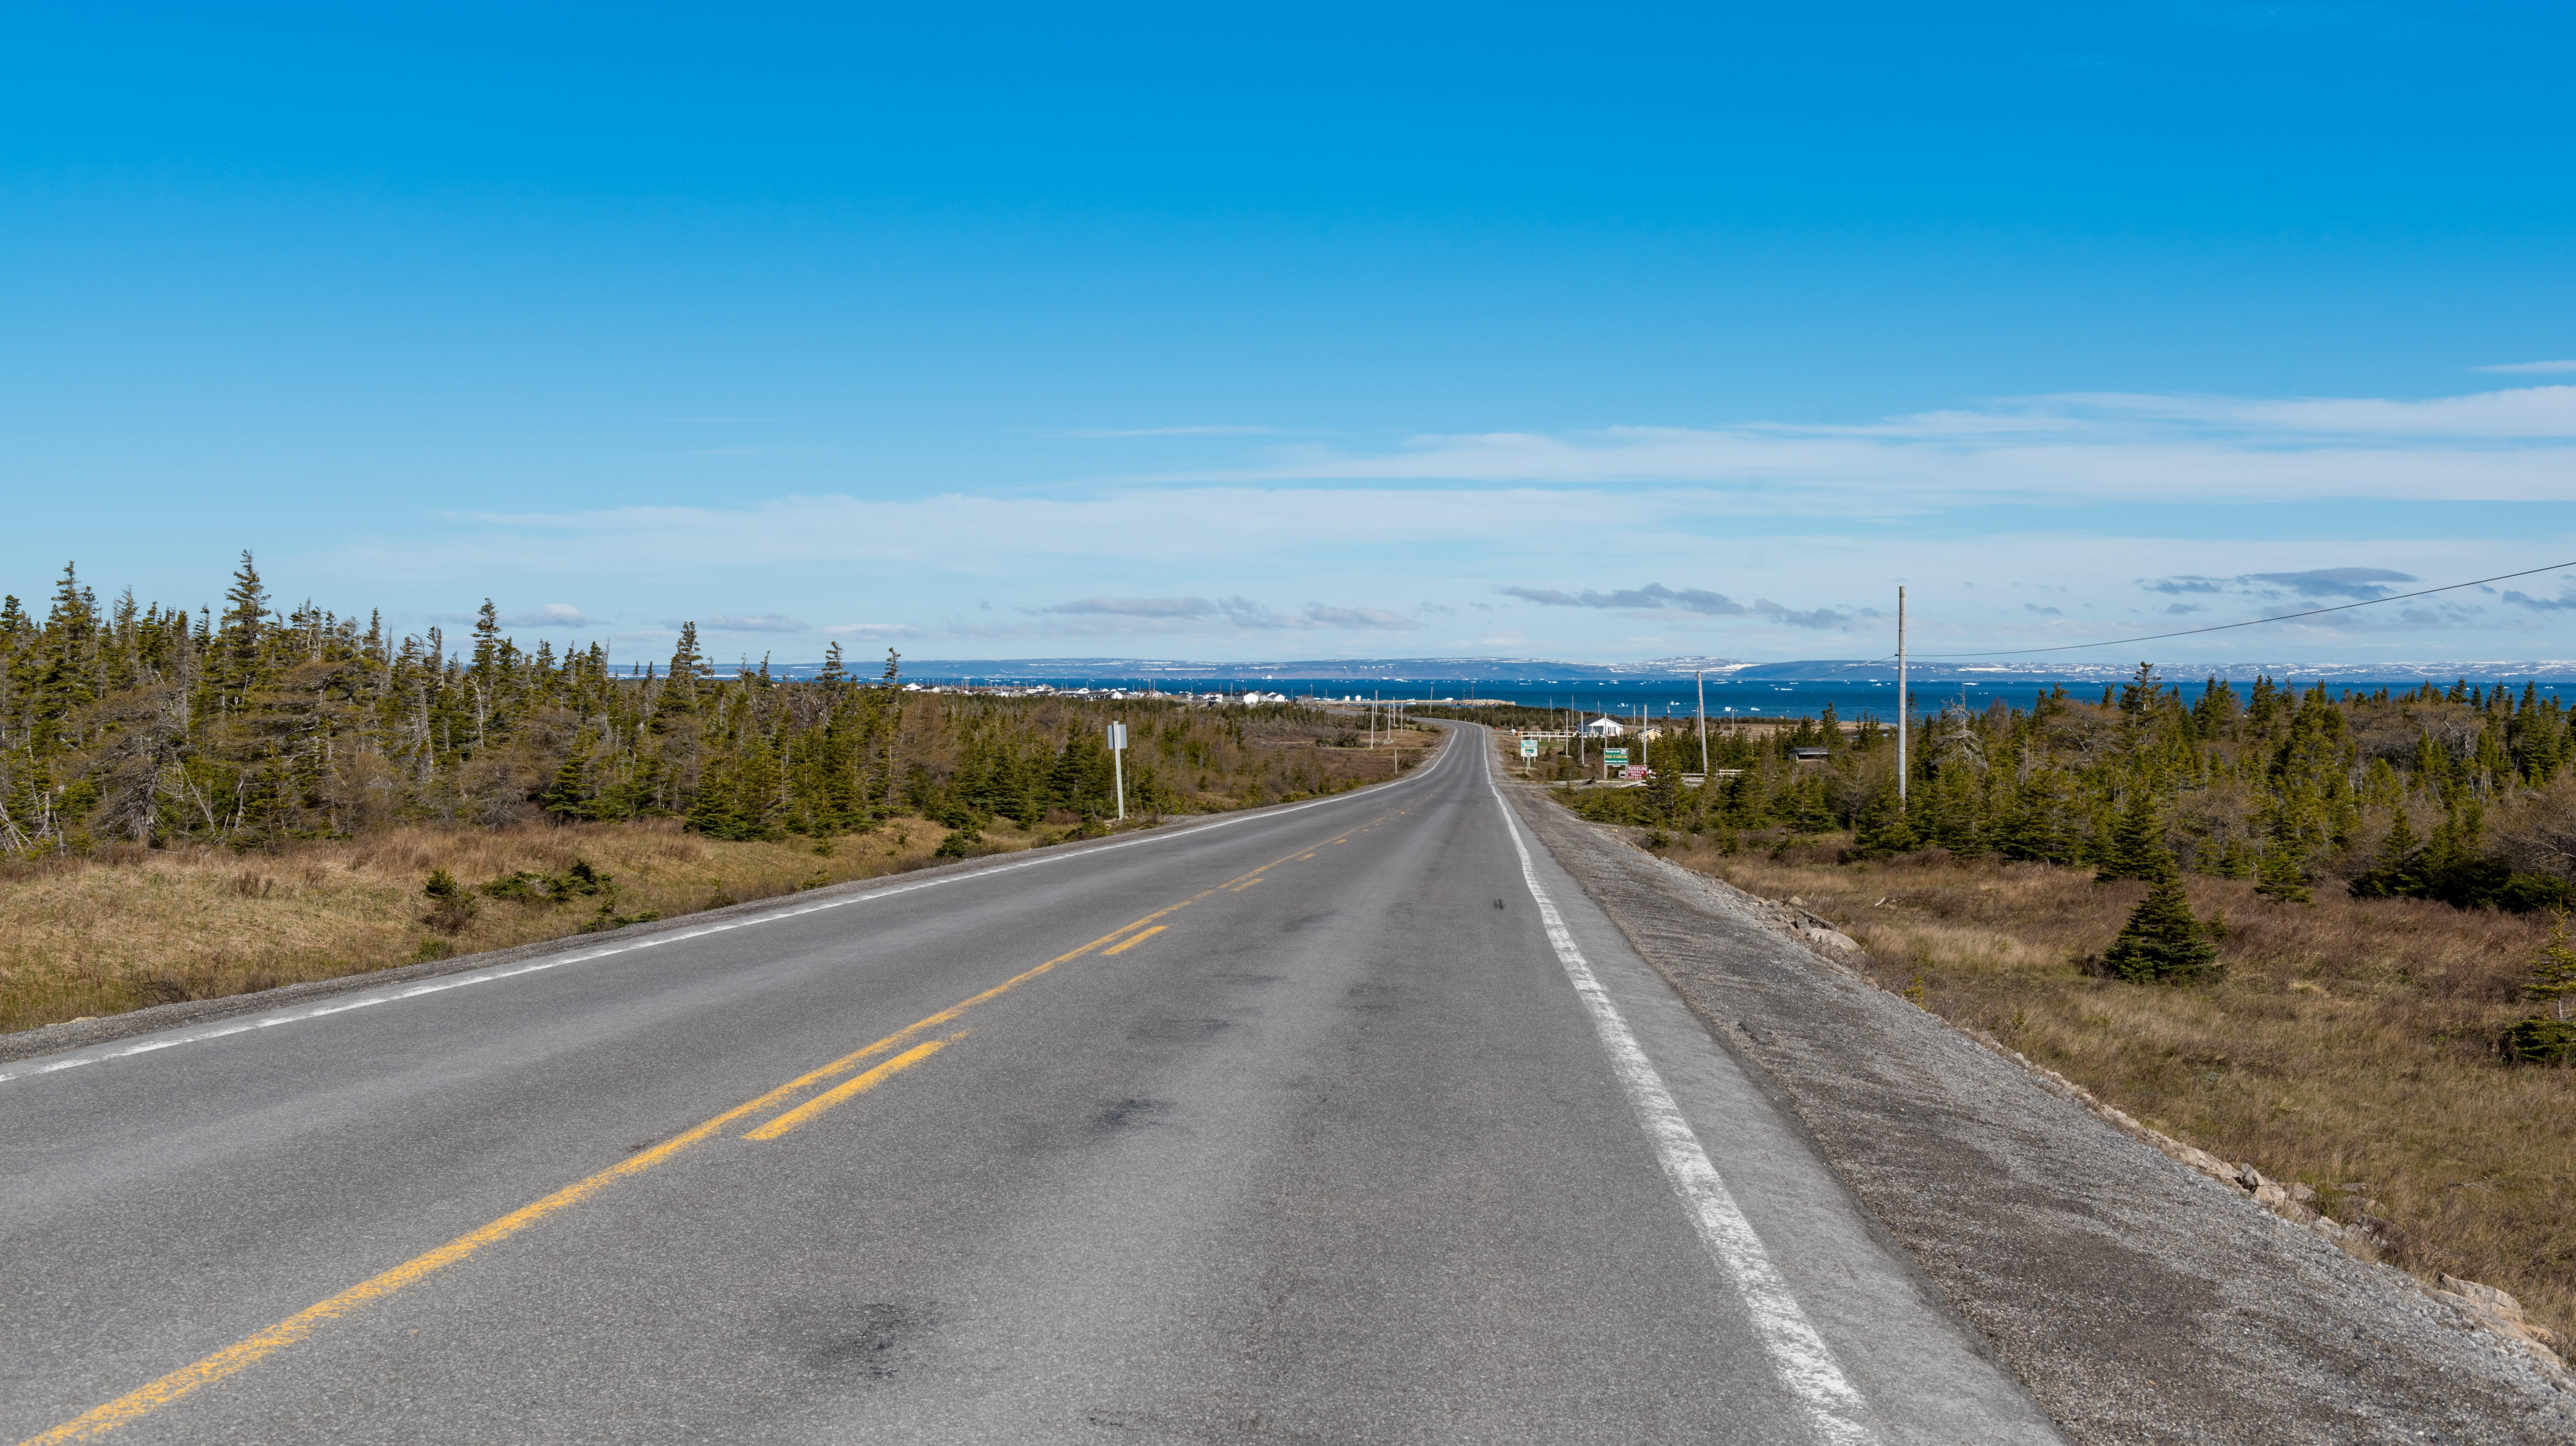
2,727,2060,1445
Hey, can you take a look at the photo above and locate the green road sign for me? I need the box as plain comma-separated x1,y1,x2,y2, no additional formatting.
1602,748,1628,767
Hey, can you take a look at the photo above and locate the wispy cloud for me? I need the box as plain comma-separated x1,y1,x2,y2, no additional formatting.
2138,568,2416,602
1025,595,1413,631
1499,583,1747,615
322,379,2576,662
1498,582,1862,629
1034,596,1221,619
2241,568,2416,600
1148,385,2576,496
2505,585,2576,612
694,613,809,633
2472,361,2576,374
496,604,594,627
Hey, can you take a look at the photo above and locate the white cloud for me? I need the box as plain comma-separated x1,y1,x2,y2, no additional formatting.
2473,361,2576,374
1026,595,1414,631
1033,596,1223,619
305,379,2576,663
696,613,810,633
496,603,594,627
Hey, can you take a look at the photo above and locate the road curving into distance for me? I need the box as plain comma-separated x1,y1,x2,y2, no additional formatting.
2,724,2062,1445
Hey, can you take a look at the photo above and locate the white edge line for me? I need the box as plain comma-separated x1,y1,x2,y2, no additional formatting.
0,727,1462,1086
1481,734,1878,1446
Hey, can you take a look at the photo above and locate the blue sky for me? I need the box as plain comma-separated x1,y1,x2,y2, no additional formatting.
6,2,2574,665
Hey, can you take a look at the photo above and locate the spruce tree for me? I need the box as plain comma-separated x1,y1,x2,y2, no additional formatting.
2503,912,2576,1064
2254,802,2314,904
1851,788,1918,857
2254,841,2312,904
653,622,703,728
216,550,269,700
2102,860,2219,983
2096,783,2163,881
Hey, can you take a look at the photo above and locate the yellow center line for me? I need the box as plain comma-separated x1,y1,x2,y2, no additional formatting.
743,1036,958,1140
1101,924,1167,956
20,805,1406,1445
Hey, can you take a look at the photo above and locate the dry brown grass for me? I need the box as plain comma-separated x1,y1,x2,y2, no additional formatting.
0,816,1044,1035
1653,832,2576,1340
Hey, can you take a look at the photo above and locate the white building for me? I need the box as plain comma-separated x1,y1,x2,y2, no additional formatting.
1582,716,1625,737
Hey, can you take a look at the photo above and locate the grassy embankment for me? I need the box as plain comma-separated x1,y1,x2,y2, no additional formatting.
1519,745,2576,1342
1692,840,2572,1338
0,724,1437,1037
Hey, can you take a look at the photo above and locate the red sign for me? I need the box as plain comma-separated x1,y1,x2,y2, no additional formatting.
1622,765,1649,780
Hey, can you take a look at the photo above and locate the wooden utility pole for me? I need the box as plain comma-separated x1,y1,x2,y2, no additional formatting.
1697,670,1709,779
1897,586,1909,807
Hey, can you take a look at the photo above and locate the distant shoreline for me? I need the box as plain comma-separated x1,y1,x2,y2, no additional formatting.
703,656,2576,684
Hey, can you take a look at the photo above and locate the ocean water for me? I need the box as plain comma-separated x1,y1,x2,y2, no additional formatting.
942,676,2576,725
696,663,2573,724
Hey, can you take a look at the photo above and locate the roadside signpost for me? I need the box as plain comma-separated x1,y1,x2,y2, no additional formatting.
1602,747,1628,782
1622,764,1648,781
1107,721,1127,820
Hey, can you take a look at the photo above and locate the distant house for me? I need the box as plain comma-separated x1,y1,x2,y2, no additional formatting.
1582,716,1625,737
1790,746,1831,764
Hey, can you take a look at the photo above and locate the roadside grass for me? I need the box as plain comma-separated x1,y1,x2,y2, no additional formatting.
0,722,1448,1039
0,719,1440,1039
1647,829,2576,1343
0,815,1027,1034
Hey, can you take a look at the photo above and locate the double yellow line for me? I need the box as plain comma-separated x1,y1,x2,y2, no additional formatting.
20,812,1385,1444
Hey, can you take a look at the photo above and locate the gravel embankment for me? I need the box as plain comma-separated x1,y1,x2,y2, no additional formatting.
1510,782,2575,1445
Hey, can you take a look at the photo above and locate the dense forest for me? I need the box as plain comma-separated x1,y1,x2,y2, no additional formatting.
0,557,1377,857
1459,665,2576,912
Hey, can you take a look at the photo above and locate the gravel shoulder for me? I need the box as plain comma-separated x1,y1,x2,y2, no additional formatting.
1508,780,2576,1445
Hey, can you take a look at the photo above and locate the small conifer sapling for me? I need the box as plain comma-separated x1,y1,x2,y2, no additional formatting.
2503,911,2576,1065
2101,862,2219,984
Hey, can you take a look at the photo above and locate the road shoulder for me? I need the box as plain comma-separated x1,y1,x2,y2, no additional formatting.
1505,780,2576,1445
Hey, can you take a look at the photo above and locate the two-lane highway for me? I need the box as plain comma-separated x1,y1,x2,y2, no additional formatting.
2,727,2061,1444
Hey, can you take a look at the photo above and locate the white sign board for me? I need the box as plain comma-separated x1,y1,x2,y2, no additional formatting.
1519,736,1539,758
1106,722,1127,751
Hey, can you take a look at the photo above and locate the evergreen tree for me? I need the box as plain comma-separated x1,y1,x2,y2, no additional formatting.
2503,912,2576,1064
653,622,703,728
215,550,269,700
2096,783,2164,881
2253,801,2313,904
1851,788,1918,856
2101,863,2220,983
2254,841,2312,904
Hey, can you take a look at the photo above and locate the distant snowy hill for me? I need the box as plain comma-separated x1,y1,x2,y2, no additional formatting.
851,656,2576,683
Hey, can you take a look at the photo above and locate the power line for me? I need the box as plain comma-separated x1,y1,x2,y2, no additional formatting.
1903,559,2576,660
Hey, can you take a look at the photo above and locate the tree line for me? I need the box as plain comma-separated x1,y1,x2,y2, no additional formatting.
1504,664,2576,914
0,556,1367,855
